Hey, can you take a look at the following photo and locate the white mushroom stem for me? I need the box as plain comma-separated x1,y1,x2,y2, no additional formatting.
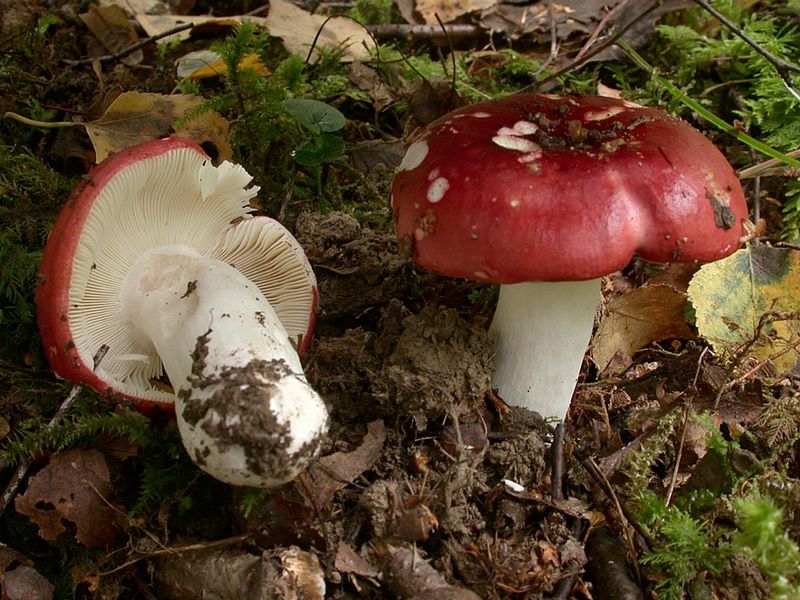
121,245,328,487
488,279,601,420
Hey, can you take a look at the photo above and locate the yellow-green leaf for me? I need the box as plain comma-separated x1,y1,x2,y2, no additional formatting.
687,247,800,373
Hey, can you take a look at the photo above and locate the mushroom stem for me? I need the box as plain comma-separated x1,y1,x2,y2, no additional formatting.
488,279,600,420
121,245,328,487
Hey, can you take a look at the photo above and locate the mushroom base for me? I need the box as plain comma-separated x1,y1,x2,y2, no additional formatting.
121,245,328,486
488,279,600,420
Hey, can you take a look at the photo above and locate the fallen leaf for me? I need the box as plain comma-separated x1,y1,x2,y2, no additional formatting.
174,110,233,163
100,0,171,15
688,247,800,374
592,267,696,372
15,449,121,548
80,5,142,66
264,0,375,62
136,14,258,43
83,91,230,162
176,50,270,80
416,0,496,24
138,2,375,63
2,565,54,600
348,62,394,112
334,542,379,578
304,420,386,507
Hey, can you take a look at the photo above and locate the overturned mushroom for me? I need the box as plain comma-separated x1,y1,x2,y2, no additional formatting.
37,138,328,487
392,94,748,420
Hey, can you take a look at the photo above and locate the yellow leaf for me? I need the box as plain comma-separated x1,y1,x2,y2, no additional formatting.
688,247,800,373
85,92,230,162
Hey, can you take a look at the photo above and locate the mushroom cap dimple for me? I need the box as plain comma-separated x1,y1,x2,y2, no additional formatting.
37,138,317,411
392,94,748,283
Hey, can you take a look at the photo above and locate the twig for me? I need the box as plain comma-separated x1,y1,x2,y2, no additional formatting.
99,533,253,576
368,23,482,44
551,423,565,501
688,0,800,101
712,311,797,408
522,0,662,93
665,401,693,506
0,345,108,518
724,334,800,389
583,457,654,549
573,0,630,63
738,149,800,179
62,22,195,66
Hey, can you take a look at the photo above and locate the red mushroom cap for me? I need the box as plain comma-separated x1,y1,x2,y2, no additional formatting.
37,138,317,413
392,94,747,283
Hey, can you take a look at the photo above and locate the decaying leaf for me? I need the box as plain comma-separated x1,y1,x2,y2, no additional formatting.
138,1,374,62
304,420,386,507
2,564,54,600
15,449,120,548
100,0,171,15
80,5,142,65
264,0,375,63
688,246,800,373
592,267,696,372
136,14,261,43
84,91,230,162
416,0,496,24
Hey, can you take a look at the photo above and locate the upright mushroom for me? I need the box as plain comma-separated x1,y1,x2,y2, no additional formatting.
37,138,328,487
392,93,747,420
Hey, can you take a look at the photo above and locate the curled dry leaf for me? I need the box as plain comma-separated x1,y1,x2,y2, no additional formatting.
592,266,696,373
15,449,120,548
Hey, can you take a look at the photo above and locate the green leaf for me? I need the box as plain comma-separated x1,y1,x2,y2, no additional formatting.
687,246,800,372
293,133,345,166
283,98,346,134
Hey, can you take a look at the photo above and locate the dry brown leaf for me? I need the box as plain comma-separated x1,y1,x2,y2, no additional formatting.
137,14,258,43
138,2,374,63
592,274,695,373
3,565,54,600
417,0,496,24
15,449,120,548
80,5,142,65
100,0,171,15
305,420,386,507
348,62,394,112
334,542,379,578
264,0,374,63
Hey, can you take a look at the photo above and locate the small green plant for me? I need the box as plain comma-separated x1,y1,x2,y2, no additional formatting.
734,493,800,599
283,98,347,195
183,22,356,210
347,0,394,25
640,500,729,600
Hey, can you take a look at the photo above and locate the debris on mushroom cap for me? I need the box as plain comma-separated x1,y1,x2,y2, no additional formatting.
36,138,317,411
392,93,748,283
